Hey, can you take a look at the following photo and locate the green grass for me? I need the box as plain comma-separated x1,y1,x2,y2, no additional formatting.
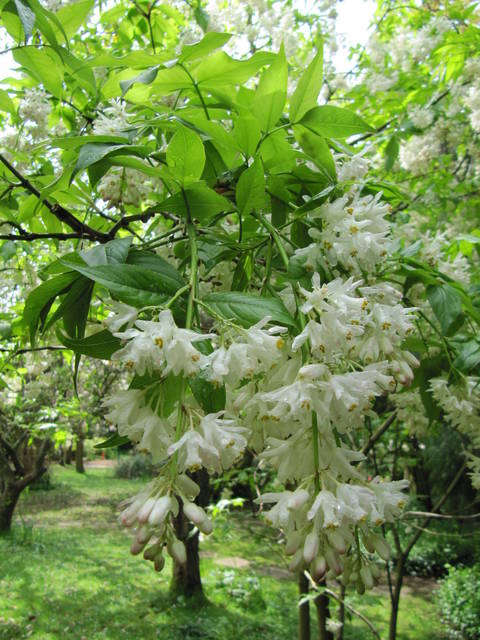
0,466,445,640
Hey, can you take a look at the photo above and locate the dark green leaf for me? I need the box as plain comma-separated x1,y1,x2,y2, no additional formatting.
94,433,130,449
24,271,79,344
160,184,232,222
57,328,122,359
236,159,265,216
13,0,35,39
427,284,463,335
203,291,296,328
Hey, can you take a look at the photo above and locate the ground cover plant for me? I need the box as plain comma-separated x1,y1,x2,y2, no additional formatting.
0,466,444,640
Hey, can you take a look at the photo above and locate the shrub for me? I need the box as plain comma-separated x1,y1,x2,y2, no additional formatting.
114,453,155,479
436,564,480,639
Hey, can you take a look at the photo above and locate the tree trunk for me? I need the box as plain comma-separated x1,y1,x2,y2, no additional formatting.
338,583,346,640
315,579,334,640
75,438,85,474
298,572,311,640
0,484,20,532
388,556,405,640
65,445,73,465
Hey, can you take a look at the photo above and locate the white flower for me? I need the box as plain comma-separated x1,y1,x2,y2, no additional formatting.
93,99,130,136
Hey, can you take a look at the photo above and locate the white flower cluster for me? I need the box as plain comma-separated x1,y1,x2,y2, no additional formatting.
399,130,441,175
119,474,212,570
430,376,480,488
97,168,154,208
19,88,52,135
93,99,130,136
297,190,392,273
465,85,480,133
102,157,415,580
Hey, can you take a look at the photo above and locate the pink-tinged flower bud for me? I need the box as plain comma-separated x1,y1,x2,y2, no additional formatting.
328,530,346,555
137,497,157,524
120,499,143,527
288,548,304,573
130,539,147,556
287,489,310,510
176,475,200,499
311,555,327,581
303,531,319,564
285,531,303,556
154,553,165,572
198,517,213,535
169,539,187,564
144,543,161,561
183,501,207,526
372,534,391,561
148,496,172,526
136,525,152,545
325,548,342,576
360,565,374,590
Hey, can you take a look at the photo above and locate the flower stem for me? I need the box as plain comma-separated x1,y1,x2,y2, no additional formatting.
312,411,321,493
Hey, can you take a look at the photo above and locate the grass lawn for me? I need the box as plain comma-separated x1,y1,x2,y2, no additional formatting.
0,466,445,640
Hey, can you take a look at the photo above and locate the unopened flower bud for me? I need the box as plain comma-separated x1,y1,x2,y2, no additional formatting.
360,565,374,590
285,531,303,556
137,525,153,545
130,539,147,556
149,496,172,526
154,553,165,572
328,530,346,555
144,543,161,561
137,497,156,524
287,489,310,510
176,475,200,499
311,555,327,581
183,501,207,526
169,538,187,564
288,548,304,572
303,531,319,564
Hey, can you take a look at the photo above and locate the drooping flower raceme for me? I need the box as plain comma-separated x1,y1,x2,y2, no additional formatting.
102,168,415,588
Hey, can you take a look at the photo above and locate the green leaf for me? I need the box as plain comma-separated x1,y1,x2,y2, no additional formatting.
194,50,275,87
253,44,288,132
13,46,64,96
13,0,35,39
80,237,133,266
94,433,130,449
160,184,232,222
427,284,463,335
74,143,128,173
60,261,181,308
290,42,323,122
233,114,262,158
203,291,296,328
0,89,16,115
453,339,480,374
179,32,232,63
54,0,94,39
127,249,185,288
24,271,79,344
384,136,399,172
57,328,122,359
300,105,374,139
236,159,265,216
120,66,159,96
189,376,226,413
166,126,206,185
43,276,93,336
293,125,336,182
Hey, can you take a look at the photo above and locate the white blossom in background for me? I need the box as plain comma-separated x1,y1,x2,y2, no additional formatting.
19,88,51,134
97,168,156,208
399,130,441,175
93,99,130,136
464,85,480,133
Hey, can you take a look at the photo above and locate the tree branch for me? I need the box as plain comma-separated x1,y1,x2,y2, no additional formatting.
0,154,110,242
362,412,397,456
0,435,24,475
